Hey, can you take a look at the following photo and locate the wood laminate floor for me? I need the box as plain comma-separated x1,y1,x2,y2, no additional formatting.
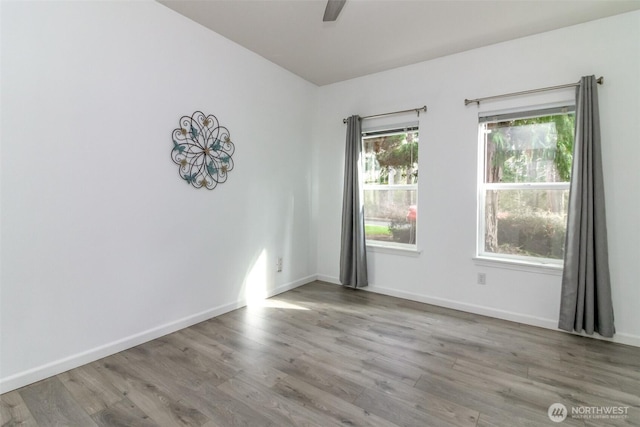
2,281,639,426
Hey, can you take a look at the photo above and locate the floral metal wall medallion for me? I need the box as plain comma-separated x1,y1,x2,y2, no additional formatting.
171,111,235,190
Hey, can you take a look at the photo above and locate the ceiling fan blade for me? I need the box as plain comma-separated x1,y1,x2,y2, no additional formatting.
323,0,346,22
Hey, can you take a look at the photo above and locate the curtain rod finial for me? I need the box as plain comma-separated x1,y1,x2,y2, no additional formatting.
597,76,604,85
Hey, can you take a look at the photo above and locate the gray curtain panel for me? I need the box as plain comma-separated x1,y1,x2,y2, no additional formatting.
339,115,368,288
558,75,614,337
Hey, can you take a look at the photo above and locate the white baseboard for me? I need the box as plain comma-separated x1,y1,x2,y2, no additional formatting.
316,274,340,284
367,284,557,328
0,275,317,394
312,275,640,347
363,284,640,348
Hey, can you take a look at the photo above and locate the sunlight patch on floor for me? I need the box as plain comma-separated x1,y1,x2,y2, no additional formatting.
248,299,309,310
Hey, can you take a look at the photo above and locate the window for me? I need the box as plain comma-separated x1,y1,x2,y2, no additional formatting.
478,106,575,264
362,126,418,249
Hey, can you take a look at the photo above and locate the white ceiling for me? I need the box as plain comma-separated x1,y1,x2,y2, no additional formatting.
159,0,640,86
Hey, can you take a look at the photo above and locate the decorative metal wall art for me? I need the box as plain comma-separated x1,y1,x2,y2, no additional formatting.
171,111,235,190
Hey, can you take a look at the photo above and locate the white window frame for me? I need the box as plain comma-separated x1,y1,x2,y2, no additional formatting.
362,125,419,251
476,104,575,266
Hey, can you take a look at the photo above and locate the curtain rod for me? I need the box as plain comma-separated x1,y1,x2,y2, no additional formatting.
464,76,604,106
342,105,427,124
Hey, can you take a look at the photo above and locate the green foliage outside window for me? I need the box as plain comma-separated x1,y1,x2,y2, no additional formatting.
483,111,574,260
363,129,418,245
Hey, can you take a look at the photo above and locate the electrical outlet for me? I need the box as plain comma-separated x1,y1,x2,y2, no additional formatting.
277,257,283,272
477,273,486,285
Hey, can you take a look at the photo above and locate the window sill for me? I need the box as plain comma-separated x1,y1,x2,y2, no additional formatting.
366,242,422,257
473,256,563,276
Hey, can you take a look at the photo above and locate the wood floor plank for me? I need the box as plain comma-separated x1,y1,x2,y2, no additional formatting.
18,377,98,426
414,359,586,426
353,386,456,427
90,397,158,427
268,373,398,427
448,359,588,425
269,353,365,402
217,376,338,427
476,413,552,427
92,354,210,426
0,390,38,426
527,365,640,407
455,355,640,423
57,363,123,415
166,327,253,370
526,354,640,396
128,336,237,388
112,343,276,427
295,352,478,427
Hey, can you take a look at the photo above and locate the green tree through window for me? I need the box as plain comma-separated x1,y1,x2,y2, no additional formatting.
363,127,419,247
480,107,574,261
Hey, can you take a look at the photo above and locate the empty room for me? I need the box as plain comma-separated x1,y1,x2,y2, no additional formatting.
1,1,639,426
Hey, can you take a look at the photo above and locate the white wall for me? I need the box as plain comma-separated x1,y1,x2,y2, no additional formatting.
314,11,640,346
0,1,317,392
2,2,638,395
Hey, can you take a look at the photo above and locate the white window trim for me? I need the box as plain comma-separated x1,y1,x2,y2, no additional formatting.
483,182,569,191
473,256,563,276
476,104,574,268
365,183,417,191
366,240,422,256
362,125,419,251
